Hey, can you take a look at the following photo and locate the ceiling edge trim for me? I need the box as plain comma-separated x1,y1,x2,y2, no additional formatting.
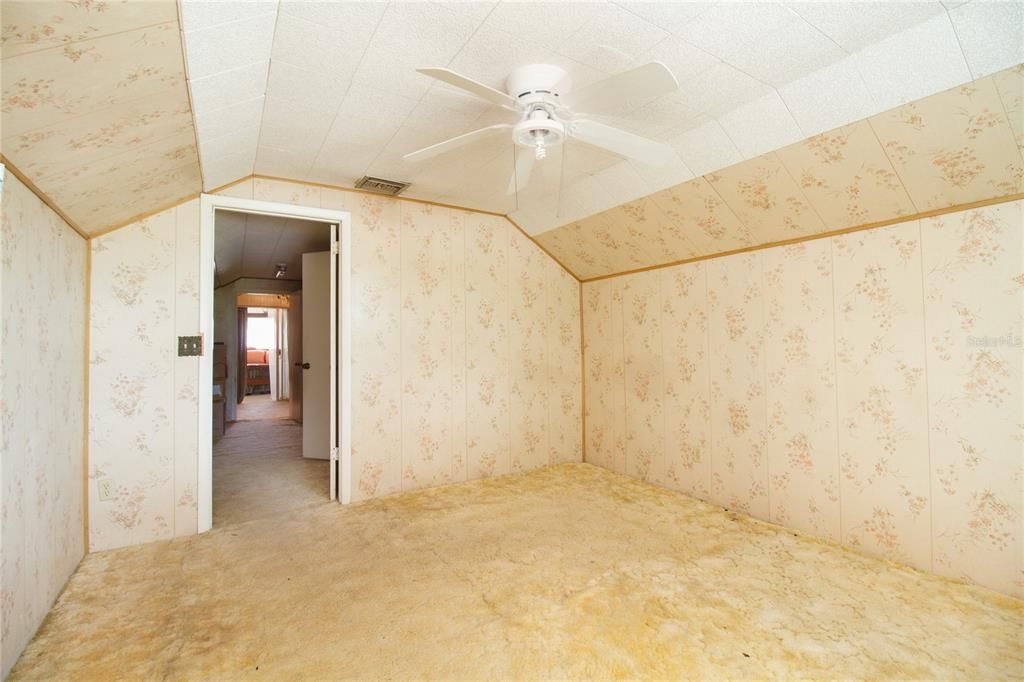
251,175,582,282
0,154,89,241
175,0,206,192
88,175,253,240
579,191,1024,284
252,174,509,217
504,215,582,283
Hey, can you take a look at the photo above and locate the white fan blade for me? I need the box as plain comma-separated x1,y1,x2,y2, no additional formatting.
506,147,535,196
562,62,678,114
403,124,513,163
569,119,675,166
416,67,516,109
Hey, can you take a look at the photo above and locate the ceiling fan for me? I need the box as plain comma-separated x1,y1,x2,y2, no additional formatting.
402,62,679,195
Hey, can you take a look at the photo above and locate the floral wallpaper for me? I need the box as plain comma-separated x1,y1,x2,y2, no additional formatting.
89,200,200,552
581,199,1023,598
537,64,1024,281
1,1,200,235
0,171,87,677
86,178,582,551
314,182,583,501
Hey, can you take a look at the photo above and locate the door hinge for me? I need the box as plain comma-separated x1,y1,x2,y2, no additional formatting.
331,240,339,255
330,446,339,462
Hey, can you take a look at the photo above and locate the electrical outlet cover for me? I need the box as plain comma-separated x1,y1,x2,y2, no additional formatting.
98,478,115,501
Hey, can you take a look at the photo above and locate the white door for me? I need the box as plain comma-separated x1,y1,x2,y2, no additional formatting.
301,225,341,501
287,291,303,423
301,251,331,463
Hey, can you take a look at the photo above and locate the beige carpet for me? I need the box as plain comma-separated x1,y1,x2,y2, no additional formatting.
214,415,326,527
236,393,291,421
10,464,1023,679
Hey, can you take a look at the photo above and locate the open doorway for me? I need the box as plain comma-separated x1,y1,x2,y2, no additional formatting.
208,207,340,527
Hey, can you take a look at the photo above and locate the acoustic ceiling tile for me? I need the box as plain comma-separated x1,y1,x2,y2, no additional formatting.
203,151,256,191
619,2,720,36
948,0,1024,79
255,145,313,179
627,155,695,194
676,2,802,60
854,12,972,111
188,60,270,115
706,152,825,239
371,2,480,66
775,120,917,229
270,10,378,77
677,62,773,119
335,84,421,131
558,3,670,73
448,25,553,91
639,36,719,86
868,76,1024,210
786,1,945,52
2,0,178,58
258,96,335,157
668,117,744,177
183,12,276,80
265,59,351,112
778,54,878,138
199,125,260,164
179,0,277,33
724,16,847,87
194,96,265,144
480,2,601,54
1,22,186,137
406,89,495,142
717,91,804,158
278,0,385,30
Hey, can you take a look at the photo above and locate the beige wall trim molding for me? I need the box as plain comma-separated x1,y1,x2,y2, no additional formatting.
0,154,89,240
82,246,91,553
581,191,1024,284
85,190,202,240
83,176,253,240
579,285,587,464
253,174,508,217
175,0,205,192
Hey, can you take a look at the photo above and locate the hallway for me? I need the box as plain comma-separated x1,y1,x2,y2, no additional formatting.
236,393,291,421
213,413,327,527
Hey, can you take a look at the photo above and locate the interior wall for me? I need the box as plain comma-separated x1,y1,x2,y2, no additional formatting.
86,177,582,550
0,171,87,677
88,200,201,552
581,199,1023,598
231,179,584,500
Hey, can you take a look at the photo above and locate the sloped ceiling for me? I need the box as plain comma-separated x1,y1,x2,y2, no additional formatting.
537,64,1024,279
1,0,1021,257
181,0,1024,237
1,0,202,234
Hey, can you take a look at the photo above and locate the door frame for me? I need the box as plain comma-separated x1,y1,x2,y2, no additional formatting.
198,194,353,533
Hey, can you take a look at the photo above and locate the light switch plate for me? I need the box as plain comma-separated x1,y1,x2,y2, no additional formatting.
178,335,203,357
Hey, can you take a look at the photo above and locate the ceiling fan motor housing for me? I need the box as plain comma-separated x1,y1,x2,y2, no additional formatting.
507,65,572,153
506,63,572,102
